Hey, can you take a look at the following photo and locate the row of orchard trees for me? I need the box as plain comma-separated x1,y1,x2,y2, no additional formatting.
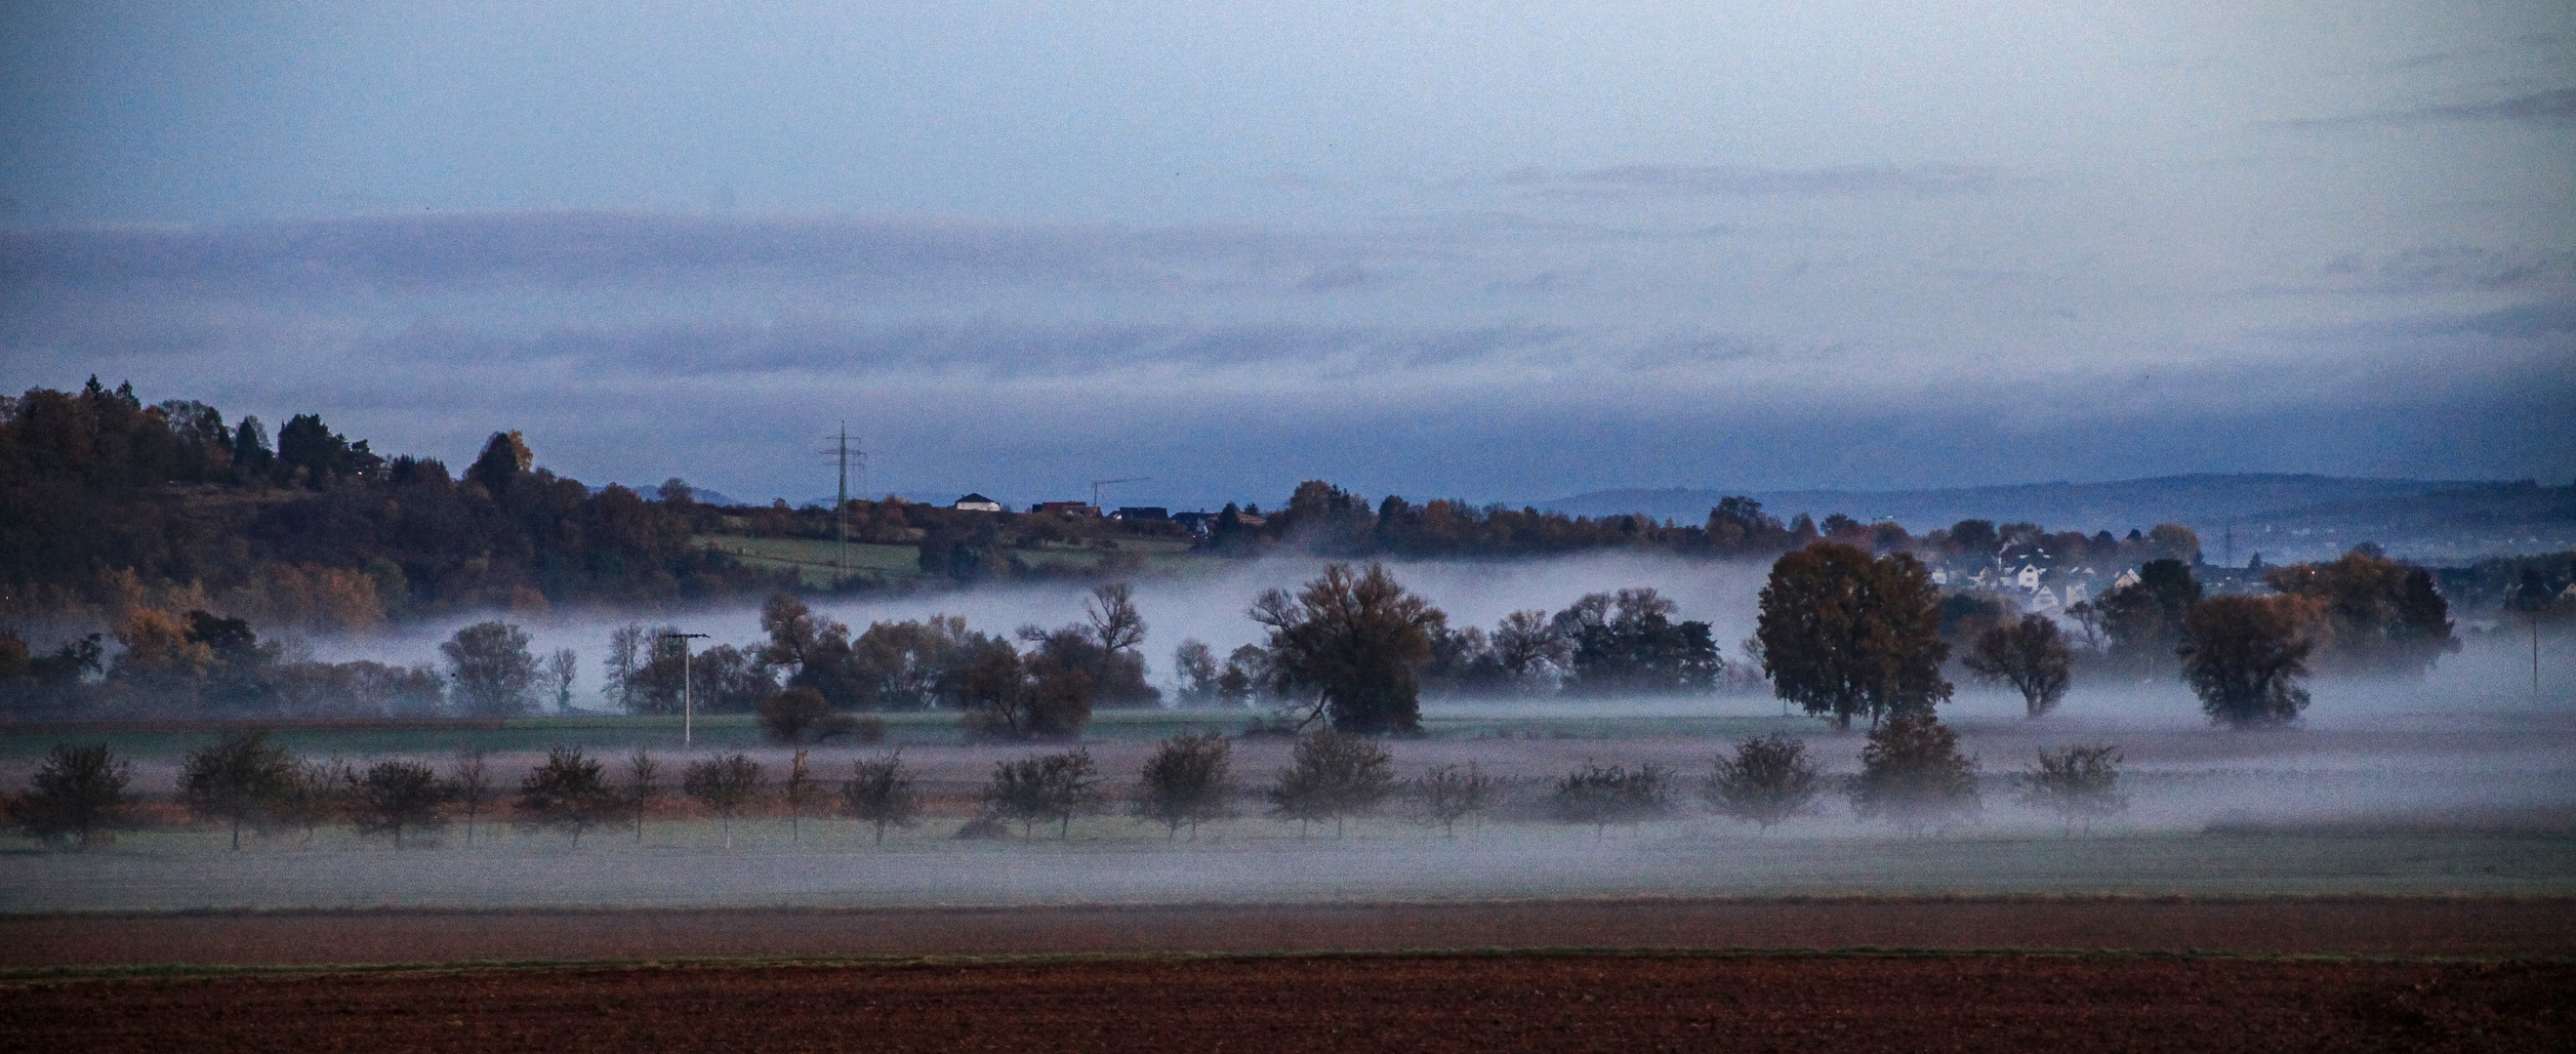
11,727,2125,851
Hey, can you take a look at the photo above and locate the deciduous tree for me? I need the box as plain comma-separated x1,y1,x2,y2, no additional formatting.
982,750,1106,840
1849,712,1980,834
2020,744,2127,833
443,621,539,716
1704,733,1821,831
179,729,295,850
1755,543,1952,729
1132,731,1235,840
1551,762,1676,836
518,747,616,847
1962,614,2073,717
622,748,661,843
348,759,447,848
11,743,136,849
682,752,764,848
449,750,493,846
2181,595,2318,728
1267,730,1397,837
2264,547,2460,676
1249,563,1445,734
1415,762,1496,837
840,751,922,846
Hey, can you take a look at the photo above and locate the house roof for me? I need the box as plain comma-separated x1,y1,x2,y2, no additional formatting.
955,493,997,504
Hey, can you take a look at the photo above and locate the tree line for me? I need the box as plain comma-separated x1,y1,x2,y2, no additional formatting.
0,380,785,638
4,725,2127,851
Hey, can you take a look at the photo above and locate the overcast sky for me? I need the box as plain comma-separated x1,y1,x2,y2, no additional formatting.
3,1,2569,509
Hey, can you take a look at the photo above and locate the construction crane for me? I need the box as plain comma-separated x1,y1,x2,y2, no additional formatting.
1089,476,1149,510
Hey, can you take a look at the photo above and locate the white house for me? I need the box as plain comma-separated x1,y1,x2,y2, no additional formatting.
952,493,1003,512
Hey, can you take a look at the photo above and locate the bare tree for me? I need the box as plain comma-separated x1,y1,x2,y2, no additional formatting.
275,757,350,846
780,750,820,843
1415,762,1495,837
1132,732,1235,840
1267,730,1397,837
449,750,493,847
682,752,763,848
621,748,661,843
840,751,923,846
1962,614,2073,717
1550,762,1675,837
11,743,137,849
1085,582,1147,654
2020,744,2127,834
1491,610,1570,691
547,647,580,712
348,759,447,848
982,750,1105,840
1704,733,1821,831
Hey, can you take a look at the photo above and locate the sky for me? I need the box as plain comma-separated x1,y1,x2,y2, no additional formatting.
2,1,2570,511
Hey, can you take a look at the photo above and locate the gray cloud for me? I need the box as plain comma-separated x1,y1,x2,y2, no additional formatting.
1512,164,2001,200
2268,88,2576,130
0,212,1392,296
2254,247,2576,297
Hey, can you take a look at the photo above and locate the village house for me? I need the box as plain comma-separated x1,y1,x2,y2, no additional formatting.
951,493,1003,512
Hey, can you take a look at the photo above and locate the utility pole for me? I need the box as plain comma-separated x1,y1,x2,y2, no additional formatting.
660,632,709,749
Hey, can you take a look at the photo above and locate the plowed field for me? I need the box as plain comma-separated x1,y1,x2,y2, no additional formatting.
8,953,2570,1053
9,897,2571,969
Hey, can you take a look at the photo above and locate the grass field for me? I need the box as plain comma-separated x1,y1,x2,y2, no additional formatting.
697,533,1206,588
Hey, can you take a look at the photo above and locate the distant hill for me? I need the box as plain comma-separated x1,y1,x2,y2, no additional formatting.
1539,473,2574,563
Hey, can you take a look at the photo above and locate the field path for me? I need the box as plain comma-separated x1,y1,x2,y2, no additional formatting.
7,897,2572,969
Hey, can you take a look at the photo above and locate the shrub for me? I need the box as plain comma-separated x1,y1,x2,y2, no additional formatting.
517,746,617,847
1848,712,1980,834
757,687,872,745
179,729,295,850
347,759,447,848
682,752,764,848
1132,731,1235,840
12,743,137,849
2020,744,2127,834
1550,762,1676,835
1704,733,1820,831
981,749,1105,840
841,750,923,846
1267,730,1397,837
1415,762,1496,837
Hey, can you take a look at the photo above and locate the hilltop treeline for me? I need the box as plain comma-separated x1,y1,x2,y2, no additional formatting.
0,379,783,632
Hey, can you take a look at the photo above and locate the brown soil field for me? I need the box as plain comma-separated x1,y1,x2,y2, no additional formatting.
6,897,2572,969
6,953,2569,1053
